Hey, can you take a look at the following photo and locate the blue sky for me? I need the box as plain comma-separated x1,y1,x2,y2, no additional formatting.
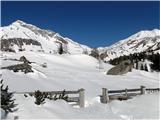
1,1,159,48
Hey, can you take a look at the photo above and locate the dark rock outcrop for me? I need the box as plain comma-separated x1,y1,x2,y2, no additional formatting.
1,38,42,52
1,63,33,74
19,56,31,64
55,36,68,44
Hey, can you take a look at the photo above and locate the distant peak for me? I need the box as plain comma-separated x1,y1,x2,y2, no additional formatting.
141,29,160,33
11,20,38,29
12,20,27,25
152,29,160,32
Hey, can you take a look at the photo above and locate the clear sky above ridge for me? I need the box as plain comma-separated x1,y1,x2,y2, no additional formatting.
1,1,159,48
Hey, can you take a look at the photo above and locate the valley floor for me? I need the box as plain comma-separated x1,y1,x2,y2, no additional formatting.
1,51,160,119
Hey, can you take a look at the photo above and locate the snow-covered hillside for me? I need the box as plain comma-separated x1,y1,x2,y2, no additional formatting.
1,20,159,61
5,93,160,119
0,20,91,54
98,29,160,61
1,20,160,119
1,51,159,119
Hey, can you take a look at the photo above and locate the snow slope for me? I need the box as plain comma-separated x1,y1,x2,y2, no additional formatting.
1,51,159,119
98,29,160,61
5,93,159,119
0,20,91,54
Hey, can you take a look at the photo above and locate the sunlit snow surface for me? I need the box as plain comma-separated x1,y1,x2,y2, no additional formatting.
1,51,159,119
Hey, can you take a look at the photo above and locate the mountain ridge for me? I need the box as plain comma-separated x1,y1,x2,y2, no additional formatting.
1,20,91,54
98,29,160,61
1,20,159,61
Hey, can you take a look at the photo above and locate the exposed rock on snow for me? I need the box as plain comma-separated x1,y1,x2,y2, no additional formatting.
1,63,33,74
1,38,42,52
107,60,133,75
19,56,31,64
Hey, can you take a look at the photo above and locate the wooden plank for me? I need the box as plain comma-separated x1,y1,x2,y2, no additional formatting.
108,88,140,93
127,93,140,96
146,88,160,91
109,95,128,100
109,93,139,97
108,87,160,94
15,90,80,95
109,92,140,100
67,97,79,102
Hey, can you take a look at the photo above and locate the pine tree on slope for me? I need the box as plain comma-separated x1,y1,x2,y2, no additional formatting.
1,79,18,115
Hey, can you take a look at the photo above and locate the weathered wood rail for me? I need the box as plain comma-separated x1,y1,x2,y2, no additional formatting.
15,88,85,107
100,86,160,103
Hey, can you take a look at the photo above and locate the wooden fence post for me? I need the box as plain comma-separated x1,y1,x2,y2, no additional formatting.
140,86,146,94
79,88,85,108
101,88,109,103
125,88,128,97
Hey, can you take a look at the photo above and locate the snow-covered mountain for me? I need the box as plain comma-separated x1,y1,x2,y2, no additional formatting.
98,29,160,61
1,21,159,119
1,20,159,61
0,20,91,54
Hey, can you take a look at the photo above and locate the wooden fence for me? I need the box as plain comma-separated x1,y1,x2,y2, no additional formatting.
100,86,160,103
13,86,160,107
15,88,85,108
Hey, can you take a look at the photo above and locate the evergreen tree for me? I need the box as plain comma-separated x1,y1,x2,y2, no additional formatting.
144,64,148,71
34,90,45,105
83,49,88,55
58,43,63,55
135,62,138,69
140,64,144,70
1,79,18,114
150,53,160,71
89,49,99,59
108,51,160,72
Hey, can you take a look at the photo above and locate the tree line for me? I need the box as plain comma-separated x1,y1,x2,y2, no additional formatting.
109,51,160,71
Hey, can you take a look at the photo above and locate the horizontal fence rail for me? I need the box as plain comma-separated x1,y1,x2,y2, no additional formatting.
14,88,85,108
100,86,160,104
15,89,81,95
108,88,140,93
146,88,160,91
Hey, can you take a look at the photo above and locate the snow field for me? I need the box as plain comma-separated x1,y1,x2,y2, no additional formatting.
1,52,160,119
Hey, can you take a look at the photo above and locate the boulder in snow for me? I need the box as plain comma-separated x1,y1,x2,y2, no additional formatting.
107,60,133,75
